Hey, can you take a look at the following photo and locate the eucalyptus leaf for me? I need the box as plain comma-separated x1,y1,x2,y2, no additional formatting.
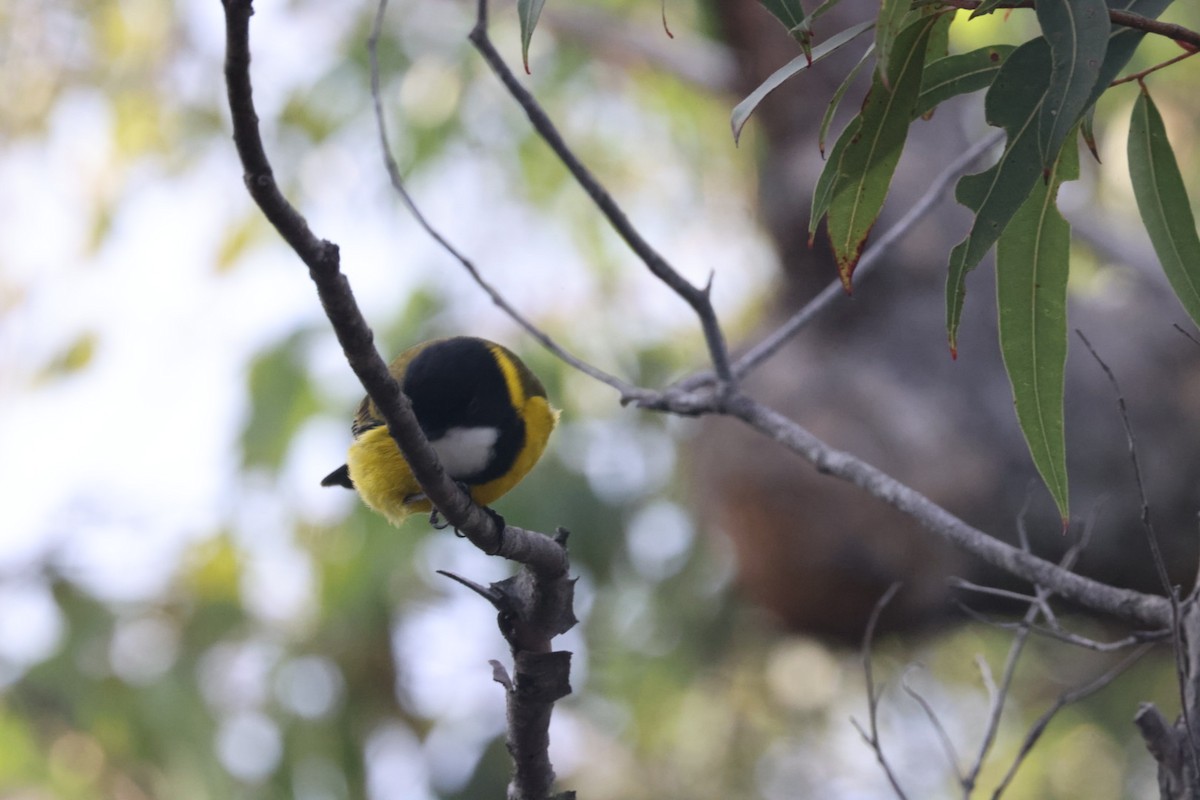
1127,90,1200,331
517,0,547,74
819,45,875,157
915,45,1014,119
826,13,943,290
875,0,911,88
731,20,875,144
945,39,1051,355
758,0,807,34
944,0,1174,353
1035,0,1108,170
997,137,1078,523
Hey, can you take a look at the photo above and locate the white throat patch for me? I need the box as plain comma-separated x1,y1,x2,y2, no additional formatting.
431,426,499,478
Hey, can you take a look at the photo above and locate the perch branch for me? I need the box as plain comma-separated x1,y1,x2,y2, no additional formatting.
223,0,560,564
222,8,575,798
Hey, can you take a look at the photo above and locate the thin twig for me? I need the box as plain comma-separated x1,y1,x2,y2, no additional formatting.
901,666,965,785
966,608,1033,792
1076,329,1200,778
853,582,908,800
1174,323,1200,348
959,504,1117,789
366,0,645,403
954,600,1170,652
717,131,1003,384
991,644,1155,799
1110,49,1199,87
951,579,1046,607
466,0,736,389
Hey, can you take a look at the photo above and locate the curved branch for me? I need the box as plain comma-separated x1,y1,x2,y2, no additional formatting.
220,0,567,576
722,392,1173,629
367,0,642,403
466,0,735,389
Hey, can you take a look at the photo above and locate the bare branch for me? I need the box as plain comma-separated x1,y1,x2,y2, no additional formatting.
722,392,1172,629
1174,323,1200,348
951,579,1046,607
900,666,965,785
222,0,575,568
854,583,909,800
466,0,735,388
967,603,1038,791
222,7,576,797
954,600,1169,652
366,0,644,403
1076,329,1200,778
992,644,1155,799
1110,50,1200,87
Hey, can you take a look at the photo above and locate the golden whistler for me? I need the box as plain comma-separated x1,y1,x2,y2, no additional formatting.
322,337,558,525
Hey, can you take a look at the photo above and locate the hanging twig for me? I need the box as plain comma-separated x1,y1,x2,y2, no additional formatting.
901,666,966,786
367,0,643,403
465,0,736,391
1077,329,1200,783
991,644,1155,799
852,582,909,800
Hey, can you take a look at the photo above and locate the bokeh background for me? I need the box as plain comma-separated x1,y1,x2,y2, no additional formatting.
3,0,1199,798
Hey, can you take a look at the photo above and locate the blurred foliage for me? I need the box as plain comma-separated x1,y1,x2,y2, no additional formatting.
3,0,1198,799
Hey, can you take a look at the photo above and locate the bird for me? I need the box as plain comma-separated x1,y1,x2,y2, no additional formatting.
321,336,558,527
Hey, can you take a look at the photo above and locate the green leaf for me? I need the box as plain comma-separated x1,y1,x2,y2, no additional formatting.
731,20,875,144
795,0,851,40
758,0,814,60
924,8,951,62
758,0,807,33
825,13,943,290
1127,90,1200,331
915,44,1014,119
517,0,547,74
945,39,1051,355
875,0,912,88
810,115,858,239
943,0,1174,353
819,44,874,156
1035,0,1109,170
997,136,1078,523
1081,105,1099,162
